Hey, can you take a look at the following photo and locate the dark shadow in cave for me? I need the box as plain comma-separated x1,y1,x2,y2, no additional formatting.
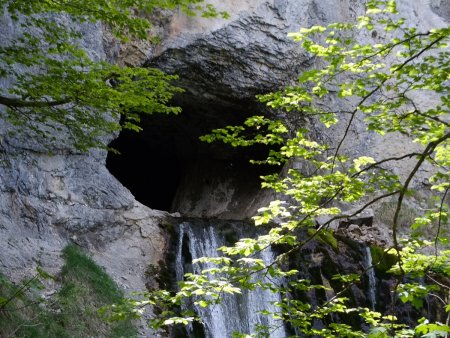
106,96,280,213
107,126,182,211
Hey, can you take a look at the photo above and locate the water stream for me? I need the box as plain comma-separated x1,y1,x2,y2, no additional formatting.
362,246,377,310
175,220,287,338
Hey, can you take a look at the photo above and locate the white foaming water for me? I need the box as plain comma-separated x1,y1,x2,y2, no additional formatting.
362,246,377,310
175,221,286,338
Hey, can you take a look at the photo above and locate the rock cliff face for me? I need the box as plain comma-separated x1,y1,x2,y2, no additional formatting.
0,0,448,336
109,0,448,220
0,14,170,337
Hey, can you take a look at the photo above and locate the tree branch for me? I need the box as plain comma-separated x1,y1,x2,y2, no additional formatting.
392,131,450,267
0,95,69,108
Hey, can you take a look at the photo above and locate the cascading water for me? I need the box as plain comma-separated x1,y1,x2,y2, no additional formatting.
175,220,287,338
362,245,377,310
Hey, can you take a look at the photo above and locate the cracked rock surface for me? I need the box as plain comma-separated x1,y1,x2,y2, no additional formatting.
0,1,448,336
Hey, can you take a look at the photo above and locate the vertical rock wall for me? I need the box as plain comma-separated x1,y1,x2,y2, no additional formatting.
1,0,446,276
139,0,448,218
0,13,170,337
0,1,448,335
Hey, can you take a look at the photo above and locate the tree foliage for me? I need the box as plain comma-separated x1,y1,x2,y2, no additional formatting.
4,0,449,336
110,0,449,336
0,0,228,150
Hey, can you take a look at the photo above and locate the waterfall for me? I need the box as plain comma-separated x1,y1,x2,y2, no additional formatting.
175,220,287,338
362,246,377,310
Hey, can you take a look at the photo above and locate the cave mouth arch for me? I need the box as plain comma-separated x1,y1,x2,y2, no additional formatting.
106,96,280,216
106,124,182,211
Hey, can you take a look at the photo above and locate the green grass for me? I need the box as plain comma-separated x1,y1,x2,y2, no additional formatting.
0,244,137,338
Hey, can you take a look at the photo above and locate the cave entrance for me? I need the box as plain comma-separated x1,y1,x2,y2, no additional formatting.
106,122,182,211
106,96,279,216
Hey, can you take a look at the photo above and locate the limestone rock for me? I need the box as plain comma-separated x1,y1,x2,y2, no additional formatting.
339,209,374,229
150,0,364,103
336,224,394,248
1,0,446,270
143,0,448,218
0,1,448,335
0,11,168,337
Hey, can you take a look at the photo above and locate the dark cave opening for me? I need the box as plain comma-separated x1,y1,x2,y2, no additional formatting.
106,126,182,211
106,96,279,213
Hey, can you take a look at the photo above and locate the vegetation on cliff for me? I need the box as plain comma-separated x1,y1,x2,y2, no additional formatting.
126,1,448,336
0,244,136,337
0,0,227,151
0,0,449,336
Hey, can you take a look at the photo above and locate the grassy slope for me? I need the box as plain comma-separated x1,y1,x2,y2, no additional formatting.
0,244,137,338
